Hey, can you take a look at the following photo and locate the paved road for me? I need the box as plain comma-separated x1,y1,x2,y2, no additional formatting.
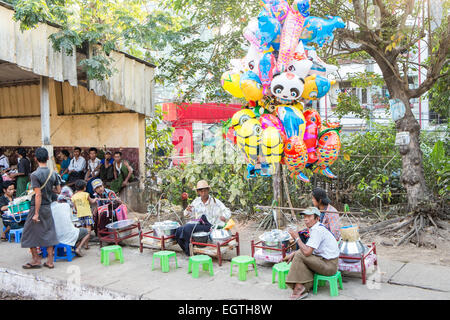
0,239,449,300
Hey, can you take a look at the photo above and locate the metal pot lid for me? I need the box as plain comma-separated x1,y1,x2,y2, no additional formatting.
106,219,135,229
210,229,231,239
152,220,180,229
192,231,210,237
259,229,290,242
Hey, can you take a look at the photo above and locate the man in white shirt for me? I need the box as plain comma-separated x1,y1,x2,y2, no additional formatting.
175,180,231,255
85,147,101,196
0,148,10,172
284,207,340,300
67,147,86,185
51,194,90,257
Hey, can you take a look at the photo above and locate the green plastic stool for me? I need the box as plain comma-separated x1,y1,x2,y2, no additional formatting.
272,262,291,289
100,245,124,266
152,250,178,273
188,255,214,278
313,271,343,297
230,256,258,281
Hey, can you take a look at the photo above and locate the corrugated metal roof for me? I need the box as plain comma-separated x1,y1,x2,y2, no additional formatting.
0,2,155,117
89,48,155,117
0,5,78,86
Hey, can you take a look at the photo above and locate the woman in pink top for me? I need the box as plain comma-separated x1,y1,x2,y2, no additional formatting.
312,187,341,241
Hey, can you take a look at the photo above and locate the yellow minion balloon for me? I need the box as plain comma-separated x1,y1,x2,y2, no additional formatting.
231,109,256,132
221,71,244,98
236,119,262,165
261,127,284,169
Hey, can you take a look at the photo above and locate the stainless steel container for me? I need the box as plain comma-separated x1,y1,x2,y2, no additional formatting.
152,221,180,238
192,231,210,243
258,234,290,256
210,228,231,244
106,219,135,237
339,240,368,263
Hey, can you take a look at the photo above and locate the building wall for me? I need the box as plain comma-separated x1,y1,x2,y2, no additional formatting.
0,79,146,179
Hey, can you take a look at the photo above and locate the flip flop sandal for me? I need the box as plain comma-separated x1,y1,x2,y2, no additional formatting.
43,262,54,269
1,237,7,242
290,290,308,300
74,250,83,257
22,263,42,269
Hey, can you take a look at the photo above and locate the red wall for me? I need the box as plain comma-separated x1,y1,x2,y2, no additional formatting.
163,103,242,164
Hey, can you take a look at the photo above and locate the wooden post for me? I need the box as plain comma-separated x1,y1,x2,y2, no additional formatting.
40,76,55,170
40,76,50,145
272,163,285,228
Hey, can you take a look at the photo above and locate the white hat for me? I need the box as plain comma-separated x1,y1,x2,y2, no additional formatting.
302,207,321,216
195,180,210,190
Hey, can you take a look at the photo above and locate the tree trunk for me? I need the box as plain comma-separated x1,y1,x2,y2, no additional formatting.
366,46,430,211
272,163,285,228
392,90,429,210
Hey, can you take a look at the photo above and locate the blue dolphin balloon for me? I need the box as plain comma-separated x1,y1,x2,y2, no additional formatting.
277,105,306,139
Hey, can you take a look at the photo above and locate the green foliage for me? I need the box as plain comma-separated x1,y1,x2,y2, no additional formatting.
334,92,371,120
158,134,272,212
145,105,174,185
421,128,450,200
427,56,450,121
349,72,385,89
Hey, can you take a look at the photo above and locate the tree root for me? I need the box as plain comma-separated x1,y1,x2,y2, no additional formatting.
378,217,414,235
396,227,416,246
360,217,403,234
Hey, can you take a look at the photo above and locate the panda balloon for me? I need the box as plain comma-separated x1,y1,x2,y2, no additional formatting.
270,72,304,104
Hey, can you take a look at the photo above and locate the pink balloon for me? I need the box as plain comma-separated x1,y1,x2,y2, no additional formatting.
260,114,288,143
277,7,307,72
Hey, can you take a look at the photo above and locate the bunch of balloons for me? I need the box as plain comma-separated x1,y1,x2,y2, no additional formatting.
221,0,345,182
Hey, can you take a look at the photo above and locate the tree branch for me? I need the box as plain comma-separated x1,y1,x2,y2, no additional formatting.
408,16,450,99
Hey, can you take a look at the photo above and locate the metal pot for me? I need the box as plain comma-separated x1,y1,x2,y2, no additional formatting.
192,231,210,243
339,240,368,263
106,219,135,237
210,228,231,244
258,234,290,256
152,221,180,237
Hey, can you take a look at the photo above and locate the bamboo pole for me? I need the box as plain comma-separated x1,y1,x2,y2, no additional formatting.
254,205,366,215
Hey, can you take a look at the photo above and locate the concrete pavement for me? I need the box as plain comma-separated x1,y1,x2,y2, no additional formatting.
0,238,449,300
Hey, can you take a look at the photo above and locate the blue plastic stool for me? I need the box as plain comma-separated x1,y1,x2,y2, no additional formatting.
3,227,23,243
41,244,75,262
54,243,75,262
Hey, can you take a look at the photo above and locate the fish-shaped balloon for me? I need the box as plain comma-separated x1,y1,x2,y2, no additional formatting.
259,113,287,143
314,127,341,178
303,108,321,163
240,70,264,102
277,0,309,72
261,0,290,23
257,10,281,51
302,74,336,100
283,135,309,182
221,71,244,98
231,109,256,131
259,52,277,96
236,119,263,165
261,127,284,169
277,105,306,139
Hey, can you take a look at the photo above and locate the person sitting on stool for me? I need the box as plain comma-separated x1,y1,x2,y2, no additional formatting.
284,207,340,300
174,180,231,256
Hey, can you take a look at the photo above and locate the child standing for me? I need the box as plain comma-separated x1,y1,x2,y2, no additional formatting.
71,180,96,249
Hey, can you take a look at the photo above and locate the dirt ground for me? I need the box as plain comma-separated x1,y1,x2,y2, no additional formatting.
130,205,450,268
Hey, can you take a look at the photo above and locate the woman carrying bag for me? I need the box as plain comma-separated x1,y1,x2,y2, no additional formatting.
21,148,61,269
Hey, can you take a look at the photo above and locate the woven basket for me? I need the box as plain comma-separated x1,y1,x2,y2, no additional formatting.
340,224,360,242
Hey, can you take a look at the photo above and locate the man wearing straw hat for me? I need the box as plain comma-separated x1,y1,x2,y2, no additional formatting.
284,207,340,300
174,180,231,255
